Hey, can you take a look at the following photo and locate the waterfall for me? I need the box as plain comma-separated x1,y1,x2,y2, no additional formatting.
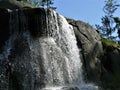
26,9,83,88
0,8,99,90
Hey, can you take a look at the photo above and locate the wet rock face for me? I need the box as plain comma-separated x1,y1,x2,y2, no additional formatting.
0,8,83,90
0,8,44,90
0,9,10,53
67,18,103,82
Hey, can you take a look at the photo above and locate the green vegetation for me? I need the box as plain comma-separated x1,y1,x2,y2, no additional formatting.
23,0,56,9
101,38,120,49
22,0,36,7
96,0,120,41
41,0,55,9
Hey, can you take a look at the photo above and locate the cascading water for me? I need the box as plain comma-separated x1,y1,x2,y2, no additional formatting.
0,8,99,90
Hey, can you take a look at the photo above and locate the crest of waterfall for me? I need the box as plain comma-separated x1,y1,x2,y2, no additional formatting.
0,8,99,90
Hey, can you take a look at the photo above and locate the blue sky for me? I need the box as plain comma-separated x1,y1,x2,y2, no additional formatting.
54,0,120,26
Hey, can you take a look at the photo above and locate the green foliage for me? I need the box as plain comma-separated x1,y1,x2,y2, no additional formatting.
101,38,120,49
103,0,119,16
41,0,52,7
22,0,36,7
96,0,120,41
23,0,56,9
113,17,120,39
23,0,40,7
41,0,56,9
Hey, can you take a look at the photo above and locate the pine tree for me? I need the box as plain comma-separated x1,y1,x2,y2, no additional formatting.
41,0,56,9
96,0,120,40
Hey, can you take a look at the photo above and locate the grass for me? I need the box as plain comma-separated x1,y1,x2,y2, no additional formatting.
101,38,120,50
